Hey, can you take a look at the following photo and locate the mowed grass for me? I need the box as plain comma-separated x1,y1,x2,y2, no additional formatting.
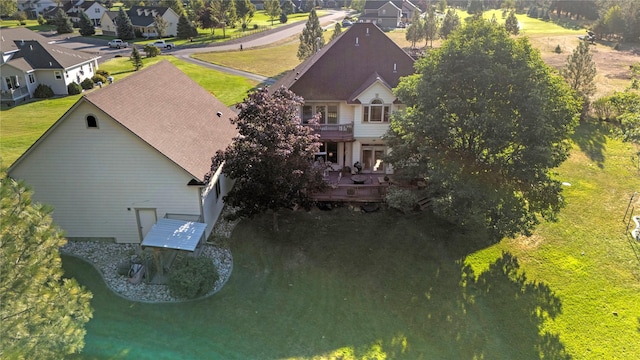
62,122,640,359
0,57,257,166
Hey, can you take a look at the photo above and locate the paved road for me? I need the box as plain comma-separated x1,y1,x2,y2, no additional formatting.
51,9,350,84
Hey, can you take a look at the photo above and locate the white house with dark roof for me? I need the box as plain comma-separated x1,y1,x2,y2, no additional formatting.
360,0,421,28
8,61,237,244
0,28,100,105
271,23,415,176
100,6,179,38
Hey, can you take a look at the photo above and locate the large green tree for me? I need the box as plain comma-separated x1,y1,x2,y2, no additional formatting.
0,0,17,18
153,14,169,38
207,87,325,231
385,18,580,239
297,8,324,60
263,0,281,26
115,7,135,40
78,10,95,36
54,7,74,34
0,171,93,359
405,11,424,49
236,0,256,30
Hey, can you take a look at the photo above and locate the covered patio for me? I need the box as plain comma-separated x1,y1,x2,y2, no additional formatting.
141,218,207,284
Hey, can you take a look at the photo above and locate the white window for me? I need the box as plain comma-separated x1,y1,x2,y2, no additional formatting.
363,99,390,123
302,103,338,124
54,71,62,79
28,73,35,84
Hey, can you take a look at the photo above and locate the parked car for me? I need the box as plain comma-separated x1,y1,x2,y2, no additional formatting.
342,19,353,27
108,39,128,49
151,40,175,50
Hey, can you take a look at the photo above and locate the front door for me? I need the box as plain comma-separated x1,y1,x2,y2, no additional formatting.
362,145,385,173
135,208,157,242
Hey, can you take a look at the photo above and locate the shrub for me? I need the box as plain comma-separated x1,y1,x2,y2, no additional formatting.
96,69,110,77
385,185,419,213
280,13,288,24
92,74,106,84
34,84,54,98
168,256,219,299
554,44,562,53
80,78,94,90
253,24,259,30
37,15,45,25
143,44,160,57
67,82,82,95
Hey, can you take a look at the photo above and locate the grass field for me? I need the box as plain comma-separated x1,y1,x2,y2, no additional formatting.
62,122,640,358
0,57,257,166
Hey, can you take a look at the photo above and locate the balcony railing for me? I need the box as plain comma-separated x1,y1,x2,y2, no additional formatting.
304,122,354,141
0,87,30,102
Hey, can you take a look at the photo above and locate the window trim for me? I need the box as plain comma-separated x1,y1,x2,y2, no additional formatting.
302,103,339,124
54,71,62,80
363,99,390,123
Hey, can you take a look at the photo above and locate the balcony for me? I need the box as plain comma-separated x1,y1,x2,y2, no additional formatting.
304,122,354,142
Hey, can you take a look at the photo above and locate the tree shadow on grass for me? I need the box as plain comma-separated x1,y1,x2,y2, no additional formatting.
572,120,609,168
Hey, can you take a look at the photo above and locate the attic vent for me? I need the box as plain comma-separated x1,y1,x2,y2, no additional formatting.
30,45,33,51
49,62,52,66
393,63,397,73
355,37,359,47
366,28,370,36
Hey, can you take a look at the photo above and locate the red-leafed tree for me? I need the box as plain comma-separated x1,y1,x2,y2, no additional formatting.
207,87,326,231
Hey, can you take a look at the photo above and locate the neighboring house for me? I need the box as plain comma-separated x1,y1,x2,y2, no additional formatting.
42,1,107,26
359,0,421,28
0,28,100,105
17,0,58,17
271,22,414,177
101,6,179,38
8,61,238,244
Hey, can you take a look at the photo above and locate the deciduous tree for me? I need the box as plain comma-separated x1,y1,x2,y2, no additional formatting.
78,10,95,36
236,0,256,30
0,0,17,18
385,18,579,239
264,0,281,26
1,171,93,359
405,11,424,49
153,14,169,38
297,8,324,60
423,9,439,47
207,87,325,231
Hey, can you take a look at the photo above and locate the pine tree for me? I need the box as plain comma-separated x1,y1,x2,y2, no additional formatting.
78,10,95,36
505,10,519,35
440,8,460,39
405,11,424,49
330,22,342,42
561,41,597,118
116,7,135,40
1,171,93,359
130,46,143,71
55,7,73,34
424,10,439,47
177,13,197,39
297,8,324,60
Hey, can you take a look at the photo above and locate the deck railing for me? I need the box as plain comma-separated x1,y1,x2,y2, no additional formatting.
0,87,29,102
311,183,388,202
304,123,354,141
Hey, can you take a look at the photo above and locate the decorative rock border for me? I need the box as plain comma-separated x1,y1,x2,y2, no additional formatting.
61,242,233,303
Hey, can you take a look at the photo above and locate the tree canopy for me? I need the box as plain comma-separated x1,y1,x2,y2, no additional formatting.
55,7,73,34
207,87,326,231
297,8,324,60
385,18,580,239
264,0,281,26
1,171,93,358
439,8,460,39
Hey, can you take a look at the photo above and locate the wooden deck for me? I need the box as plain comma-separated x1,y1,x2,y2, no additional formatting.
311,171,389,203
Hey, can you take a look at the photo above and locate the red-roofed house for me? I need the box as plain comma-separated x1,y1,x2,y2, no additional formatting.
271,23,415,179
8,61,237,244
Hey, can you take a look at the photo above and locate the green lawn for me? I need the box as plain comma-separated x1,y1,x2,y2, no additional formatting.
0,57,257,166
62,121,640,359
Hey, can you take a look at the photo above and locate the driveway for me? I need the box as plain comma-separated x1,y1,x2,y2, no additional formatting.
50,9,350,82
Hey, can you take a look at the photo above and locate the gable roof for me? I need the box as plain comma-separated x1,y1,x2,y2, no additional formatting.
128,6,174,27
1,28,99,70
364,0,416,10
271,23,414,101
82,61,237,182
10,61,237,183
